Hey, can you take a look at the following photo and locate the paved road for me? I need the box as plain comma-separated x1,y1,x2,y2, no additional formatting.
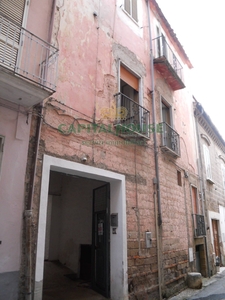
190,273,225,300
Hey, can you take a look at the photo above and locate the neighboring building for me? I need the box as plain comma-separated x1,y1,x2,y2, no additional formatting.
0,1,58,299
150,0,203,296
0,1,212,300
194,100,225,277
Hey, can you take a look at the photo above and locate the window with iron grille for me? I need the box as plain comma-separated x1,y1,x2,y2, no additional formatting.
195,214,206,236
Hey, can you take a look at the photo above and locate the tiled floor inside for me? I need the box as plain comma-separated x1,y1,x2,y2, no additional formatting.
43,261,107,300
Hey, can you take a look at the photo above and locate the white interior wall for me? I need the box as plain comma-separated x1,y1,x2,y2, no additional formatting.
48,196,62,261
47,172,105,274
59,176,92,273
59,176,104,273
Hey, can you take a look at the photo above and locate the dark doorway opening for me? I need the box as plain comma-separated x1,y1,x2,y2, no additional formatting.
43,171,110,299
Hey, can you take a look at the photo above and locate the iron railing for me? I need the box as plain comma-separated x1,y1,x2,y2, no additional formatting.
193,214,206,237
160,122,180,156
152,35,183,82
114,92,150,138
0,13,58,91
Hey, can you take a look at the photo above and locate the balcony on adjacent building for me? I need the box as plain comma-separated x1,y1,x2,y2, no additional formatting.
0,13,58,107
192,214,206,237
160,122,180,157
152,36,185,91
114,93,150,140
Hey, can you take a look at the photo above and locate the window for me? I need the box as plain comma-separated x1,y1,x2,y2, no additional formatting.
177,170,182,186
124,0,138,22
221,164,225,194
203,144,213,181
160,97,180,156
0,136,4,174
161,99,172,126
191,186,198,215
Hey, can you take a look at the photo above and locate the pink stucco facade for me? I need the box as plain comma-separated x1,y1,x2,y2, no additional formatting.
0,0,57,299
0,104,30,271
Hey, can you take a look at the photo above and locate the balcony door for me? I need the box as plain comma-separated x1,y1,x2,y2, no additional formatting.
120,65,140,126
0,0,27,70
156,25,167,58
162,102,171,126
161,98,177,151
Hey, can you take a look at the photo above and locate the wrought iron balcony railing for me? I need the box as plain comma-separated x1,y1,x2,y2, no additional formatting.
152,36,184,90
192,214,206,237
114,92,150,138
0,13,58,92
160,122,180,156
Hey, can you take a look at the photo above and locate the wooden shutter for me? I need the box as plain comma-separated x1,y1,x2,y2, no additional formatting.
0,0,25,69
203,144,212,180
120,65,139,91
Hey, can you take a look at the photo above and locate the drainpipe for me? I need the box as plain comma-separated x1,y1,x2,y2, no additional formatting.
48,0,56,42
25,104,43,300
194,103,210,278
154,191,162,300
24,1,56,297
146,1,162,299
146,0,162,227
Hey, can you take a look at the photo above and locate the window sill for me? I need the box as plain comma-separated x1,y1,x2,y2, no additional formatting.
206,178,215,184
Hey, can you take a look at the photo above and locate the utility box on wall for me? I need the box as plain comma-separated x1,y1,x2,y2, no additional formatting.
146,232,152,248
111,213,118,227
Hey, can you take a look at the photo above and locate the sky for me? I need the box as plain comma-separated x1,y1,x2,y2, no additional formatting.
156,0,225,139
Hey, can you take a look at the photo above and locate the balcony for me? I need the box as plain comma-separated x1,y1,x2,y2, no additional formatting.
114,93,150,139
160,122,180,157
0,13,58,107
152,36,185,91
192,214,206,237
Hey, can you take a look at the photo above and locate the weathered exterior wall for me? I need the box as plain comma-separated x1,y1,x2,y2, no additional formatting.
21,0,200,299
28,0,159,299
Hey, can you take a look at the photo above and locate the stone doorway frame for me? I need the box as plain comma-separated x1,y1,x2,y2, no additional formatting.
34,154,128,300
